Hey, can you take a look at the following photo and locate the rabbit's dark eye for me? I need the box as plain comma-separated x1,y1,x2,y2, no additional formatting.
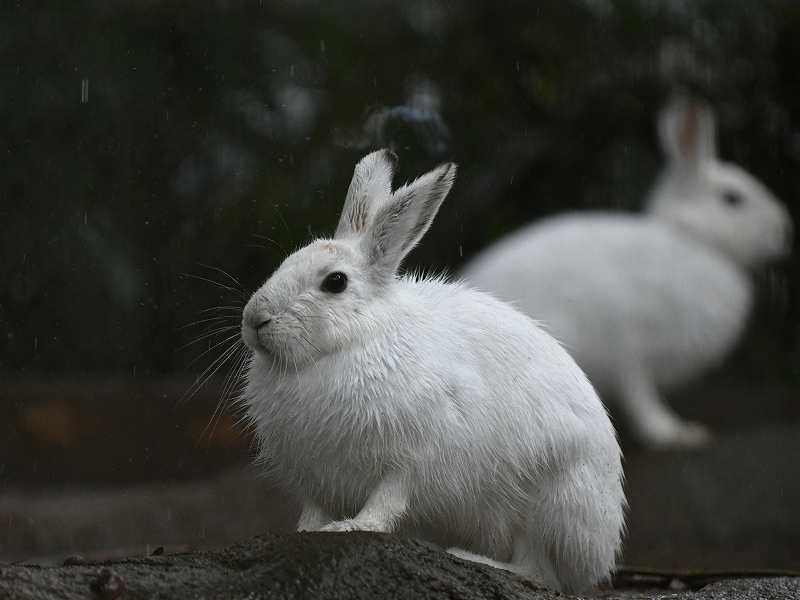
321,272,348,293
723,191,743,207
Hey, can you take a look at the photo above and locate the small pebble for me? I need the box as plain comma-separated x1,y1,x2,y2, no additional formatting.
669,577,688,590
63,555,85,566
91,568,125,599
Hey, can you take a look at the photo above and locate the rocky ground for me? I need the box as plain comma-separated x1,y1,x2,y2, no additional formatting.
2,533,799,600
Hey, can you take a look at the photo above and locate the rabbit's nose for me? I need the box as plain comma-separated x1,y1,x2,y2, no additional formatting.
241,315,274,353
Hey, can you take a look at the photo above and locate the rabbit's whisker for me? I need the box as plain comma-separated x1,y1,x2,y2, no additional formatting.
195,304,245,315
248,232,289,257
179,314,240,330
176,329,241,363
266,200,294,247
197,262,249,295
198,343,251,451
182,273,249,302
178,333,244,406
175,325,240,353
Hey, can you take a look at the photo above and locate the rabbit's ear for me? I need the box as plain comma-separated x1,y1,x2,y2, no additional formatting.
658,97,717,172
363,162,457,276
335,149,398,239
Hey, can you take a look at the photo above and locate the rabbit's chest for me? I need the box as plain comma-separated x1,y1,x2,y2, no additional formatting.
250,358,433,453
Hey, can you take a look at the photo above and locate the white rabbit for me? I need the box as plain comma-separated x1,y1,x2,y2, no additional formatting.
240,150,625,594
460,97,793,449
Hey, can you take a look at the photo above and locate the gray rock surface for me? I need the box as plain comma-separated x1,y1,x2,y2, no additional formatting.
1,533,799,600
616,577,800,600
0,533,563,600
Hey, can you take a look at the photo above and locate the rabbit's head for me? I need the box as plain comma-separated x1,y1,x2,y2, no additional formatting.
242,149,456,367
646,97,792,268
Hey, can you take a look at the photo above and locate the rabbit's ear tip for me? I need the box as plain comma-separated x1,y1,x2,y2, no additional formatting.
440,162,458,180
361,148,397,166
382,148,399,167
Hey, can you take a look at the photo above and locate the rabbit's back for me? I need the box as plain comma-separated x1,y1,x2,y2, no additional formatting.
461,213,752,395
365,280,624,588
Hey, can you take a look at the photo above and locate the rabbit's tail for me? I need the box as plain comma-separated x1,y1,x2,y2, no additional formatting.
530,458,624,594
450,450,623,594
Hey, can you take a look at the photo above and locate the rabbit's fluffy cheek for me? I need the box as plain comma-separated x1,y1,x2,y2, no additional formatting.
248,301,360,367
254,312,321,365
695,165,791,265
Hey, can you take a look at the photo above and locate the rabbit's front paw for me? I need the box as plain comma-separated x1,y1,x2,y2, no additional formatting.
320,519,363,532
321,517,395,532
673,421,712,447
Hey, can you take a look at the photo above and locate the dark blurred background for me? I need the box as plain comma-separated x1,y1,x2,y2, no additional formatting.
1,0,798,573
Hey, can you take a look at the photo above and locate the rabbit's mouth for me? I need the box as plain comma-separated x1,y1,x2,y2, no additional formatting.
254,321,275,355
246,317,318,365
241,318,274,355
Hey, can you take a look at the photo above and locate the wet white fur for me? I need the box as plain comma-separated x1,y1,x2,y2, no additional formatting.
241,150,625,594
460,97,793,449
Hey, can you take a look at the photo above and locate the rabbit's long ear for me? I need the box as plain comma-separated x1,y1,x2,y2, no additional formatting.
363,162,456,276
658,97,717,172
335,149,398,239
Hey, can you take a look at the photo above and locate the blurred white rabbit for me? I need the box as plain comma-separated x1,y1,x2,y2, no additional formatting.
460,97,793,449
241,150,625,594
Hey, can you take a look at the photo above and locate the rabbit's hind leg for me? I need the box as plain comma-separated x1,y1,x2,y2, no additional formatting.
617,368,711,449
446,547,512,572
447,534,562,592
